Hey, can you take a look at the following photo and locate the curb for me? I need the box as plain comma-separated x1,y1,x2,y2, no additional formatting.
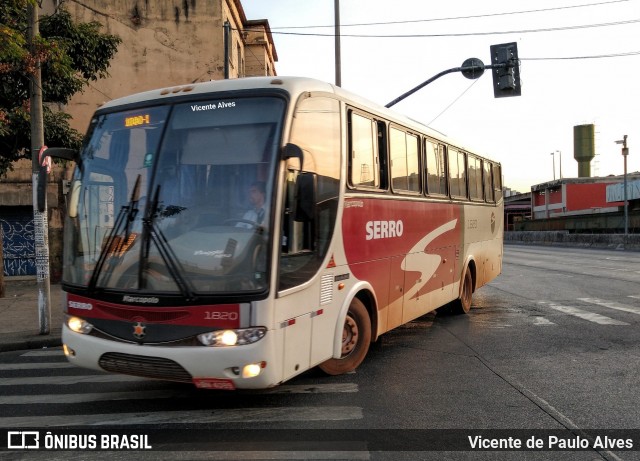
0,331,62,353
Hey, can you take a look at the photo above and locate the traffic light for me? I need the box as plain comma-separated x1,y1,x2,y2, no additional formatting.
490,42,521,98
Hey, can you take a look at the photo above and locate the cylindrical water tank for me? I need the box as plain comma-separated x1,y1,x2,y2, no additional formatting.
573,124,595,177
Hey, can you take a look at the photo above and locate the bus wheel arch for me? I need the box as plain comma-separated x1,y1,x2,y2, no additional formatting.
453,259,476,315
318,292,373,376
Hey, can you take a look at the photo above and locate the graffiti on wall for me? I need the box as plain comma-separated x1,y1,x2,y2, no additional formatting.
1,208,36,277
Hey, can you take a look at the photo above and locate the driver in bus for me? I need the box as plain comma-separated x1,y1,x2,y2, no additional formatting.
237,181,266,228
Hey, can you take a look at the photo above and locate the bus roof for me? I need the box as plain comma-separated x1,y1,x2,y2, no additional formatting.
98,76,495,164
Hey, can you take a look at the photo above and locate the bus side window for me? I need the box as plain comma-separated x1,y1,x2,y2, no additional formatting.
448,148,468,199
493,163,503,201
483,160,494,203
349,111,380,189
390,126,420,194
425,139,448,196
468,155,483,201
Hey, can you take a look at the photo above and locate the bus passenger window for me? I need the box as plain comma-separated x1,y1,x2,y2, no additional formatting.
468,155,483,201
349,112,379,188
425,140,447,196
493,163,503,201
483,161,494,202
448,148,467,199
390,128,420,193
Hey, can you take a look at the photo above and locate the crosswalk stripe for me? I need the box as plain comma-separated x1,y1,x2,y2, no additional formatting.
21,350,64,357
264,382,358,394
0,374,145,386
532,316,556,326
579,298,640,316
0,406,364,427
539,302,629,325
0,389,183,405
0,383,359,404
0,362,75,371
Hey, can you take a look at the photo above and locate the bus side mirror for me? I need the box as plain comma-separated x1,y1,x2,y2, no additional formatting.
294,172,316,222
45,147,78,162
36,147,79,213
281,143,304,171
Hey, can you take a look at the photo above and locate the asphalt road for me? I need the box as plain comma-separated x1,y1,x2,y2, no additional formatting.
1,244,639,461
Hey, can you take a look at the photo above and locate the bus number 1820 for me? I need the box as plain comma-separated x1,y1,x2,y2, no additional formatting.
204,311,239,320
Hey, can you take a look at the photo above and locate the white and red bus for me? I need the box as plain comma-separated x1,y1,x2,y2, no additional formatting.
58,76,503,389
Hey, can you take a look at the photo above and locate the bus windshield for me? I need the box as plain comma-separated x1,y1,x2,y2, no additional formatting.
63,96,285,296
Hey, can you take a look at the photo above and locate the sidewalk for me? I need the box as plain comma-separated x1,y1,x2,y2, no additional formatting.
0,279,63,352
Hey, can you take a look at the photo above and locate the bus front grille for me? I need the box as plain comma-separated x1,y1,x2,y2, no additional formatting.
98,352,192,383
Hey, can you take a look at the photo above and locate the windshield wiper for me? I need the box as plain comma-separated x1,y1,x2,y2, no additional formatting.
140,184,197,301
87,175,142,294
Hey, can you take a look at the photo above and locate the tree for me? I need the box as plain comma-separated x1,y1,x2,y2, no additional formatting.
0,0,120,296
0,0,121,177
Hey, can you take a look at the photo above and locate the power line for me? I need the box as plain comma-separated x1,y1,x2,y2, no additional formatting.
245,18,640,39
270,0,631,30
428,79,481,125
522,50,640,60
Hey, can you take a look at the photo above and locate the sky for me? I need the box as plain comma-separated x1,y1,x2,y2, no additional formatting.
241,0,640,193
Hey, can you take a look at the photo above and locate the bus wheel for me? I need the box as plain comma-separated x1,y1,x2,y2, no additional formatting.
453,267,473,314
319,298,371,376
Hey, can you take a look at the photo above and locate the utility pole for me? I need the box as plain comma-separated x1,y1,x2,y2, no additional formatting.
28,3,51,335
616,136,629,235
334,0,341,87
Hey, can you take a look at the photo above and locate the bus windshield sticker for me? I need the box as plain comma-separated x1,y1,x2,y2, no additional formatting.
190,101,237,112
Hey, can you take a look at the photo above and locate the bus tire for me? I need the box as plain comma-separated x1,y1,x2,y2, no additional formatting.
319,298,371,376
452,267,473,315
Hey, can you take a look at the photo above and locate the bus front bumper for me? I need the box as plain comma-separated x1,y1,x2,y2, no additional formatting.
62,324,281,390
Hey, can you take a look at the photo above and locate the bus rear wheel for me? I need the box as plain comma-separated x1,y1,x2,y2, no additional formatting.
452,267,473,314
319,298,371,376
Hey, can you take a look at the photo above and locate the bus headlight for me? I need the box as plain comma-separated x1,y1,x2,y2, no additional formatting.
66,315,93,335
242,362,266,378
198,327,266,347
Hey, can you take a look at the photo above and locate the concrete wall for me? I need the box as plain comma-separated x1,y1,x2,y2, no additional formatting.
45,0,277,134
0,160,71,281
505,231,640,251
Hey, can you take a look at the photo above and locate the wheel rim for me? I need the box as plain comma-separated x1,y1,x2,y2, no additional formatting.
341,315,359,357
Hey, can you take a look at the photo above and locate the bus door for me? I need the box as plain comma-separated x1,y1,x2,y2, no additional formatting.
276,95,341,381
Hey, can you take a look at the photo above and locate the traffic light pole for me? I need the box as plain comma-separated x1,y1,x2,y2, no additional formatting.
385,42,521,108
385,62,508,108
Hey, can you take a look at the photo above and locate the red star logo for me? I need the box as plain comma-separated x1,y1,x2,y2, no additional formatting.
133,322,146,339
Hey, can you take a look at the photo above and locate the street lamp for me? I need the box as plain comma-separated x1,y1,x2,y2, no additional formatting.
615,136,629,235
556,150,562,179
550,152,556,180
